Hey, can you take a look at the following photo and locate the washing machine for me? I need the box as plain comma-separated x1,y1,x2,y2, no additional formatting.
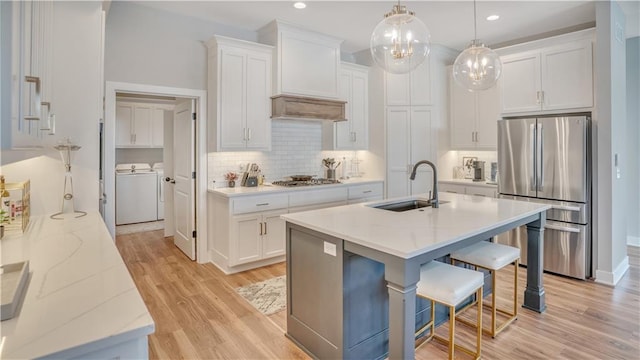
153,163,164,220
115,163,158,225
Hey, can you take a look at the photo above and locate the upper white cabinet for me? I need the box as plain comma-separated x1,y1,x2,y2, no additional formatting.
207,35,273,151
448,67,500,150
3,1,54,149
500,39,593,114
115,101,168,148
323,62,369,150
258,20,342,99
385,58,431,106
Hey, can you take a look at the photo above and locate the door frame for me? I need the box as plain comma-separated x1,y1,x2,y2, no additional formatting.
104,81,208,263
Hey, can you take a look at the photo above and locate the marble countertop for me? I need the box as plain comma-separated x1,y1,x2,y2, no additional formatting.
281,192,550,259
439,179,498,188
0,212,154,359
209,178,383,197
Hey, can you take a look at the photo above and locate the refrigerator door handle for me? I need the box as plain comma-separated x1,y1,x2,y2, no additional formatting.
537,123,543,192
530,123,537,191
544,223,581,233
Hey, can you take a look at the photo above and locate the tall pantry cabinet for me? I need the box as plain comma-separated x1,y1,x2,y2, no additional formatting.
384,59,436,198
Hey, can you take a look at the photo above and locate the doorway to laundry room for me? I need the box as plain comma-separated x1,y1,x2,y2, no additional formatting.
103,81,207,262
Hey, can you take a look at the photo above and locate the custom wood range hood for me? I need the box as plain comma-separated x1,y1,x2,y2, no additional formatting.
271,94,346,122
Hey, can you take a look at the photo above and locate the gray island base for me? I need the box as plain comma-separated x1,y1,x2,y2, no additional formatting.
282,193,550,359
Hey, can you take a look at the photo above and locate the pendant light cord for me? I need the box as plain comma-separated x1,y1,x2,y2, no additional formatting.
473,0,478,42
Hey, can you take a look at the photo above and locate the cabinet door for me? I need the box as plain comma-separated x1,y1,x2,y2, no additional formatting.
262,210,287,258
449,71,476,149
410,59,431,106
151,107,164,147
334,70,353,149
475,82,500,149
386,107,411,198
219,48,247,150
115,103,133,147
133,104,152,146
541,41,593,111
230,214,262,266
438,183,466,194
500,52,541,114
245,52,271,150
409,107,434,196
350,69,369,149
385,73,411,106
465,186,497,198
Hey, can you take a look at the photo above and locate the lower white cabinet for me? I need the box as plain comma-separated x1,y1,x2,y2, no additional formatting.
231,209,287,266
209,181,384,273
438,182,497,198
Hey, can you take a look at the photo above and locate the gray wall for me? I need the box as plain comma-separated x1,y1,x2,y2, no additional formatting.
627,36,640,243
104,2,256,90
595,1,628,281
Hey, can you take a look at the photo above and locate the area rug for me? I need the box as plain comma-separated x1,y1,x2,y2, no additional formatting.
236,275,286,316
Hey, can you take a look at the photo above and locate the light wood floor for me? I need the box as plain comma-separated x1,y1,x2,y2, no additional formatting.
116,230,640,359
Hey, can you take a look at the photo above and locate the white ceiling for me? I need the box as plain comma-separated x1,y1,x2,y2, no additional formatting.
134,1,639,53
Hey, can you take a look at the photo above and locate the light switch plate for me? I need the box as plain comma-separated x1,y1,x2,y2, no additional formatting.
323,241,336,256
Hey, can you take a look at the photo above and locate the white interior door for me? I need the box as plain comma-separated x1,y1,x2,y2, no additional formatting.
172,99,196,260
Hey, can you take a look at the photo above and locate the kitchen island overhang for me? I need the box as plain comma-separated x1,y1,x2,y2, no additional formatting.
282,192,550,360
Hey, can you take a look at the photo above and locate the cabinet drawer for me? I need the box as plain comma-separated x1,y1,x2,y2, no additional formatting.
438,183,466,194
289,187,348,207
465,186,497,198
348,183,383,200
232,194,288,214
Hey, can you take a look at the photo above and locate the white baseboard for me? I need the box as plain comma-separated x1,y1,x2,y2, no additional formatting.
594,256,630,286
628,235,640,247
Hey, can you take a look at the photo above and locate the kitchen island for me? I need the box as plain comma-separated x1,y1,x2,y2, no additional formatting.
282,192,550,360
0,212,154,359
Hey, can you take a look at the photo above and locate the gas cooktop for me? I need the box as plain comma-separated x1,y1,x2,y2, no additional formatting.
272,179,341,187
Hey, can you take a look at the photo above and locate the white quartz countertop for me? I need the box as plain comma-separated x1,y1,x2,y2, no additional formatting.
281,192,550,259
439,179,498,188
0,212,154,359
209,178,383,197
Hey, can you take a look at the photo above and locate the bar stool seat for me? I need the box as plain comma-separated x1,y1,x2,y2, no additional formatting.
415,261,484,360
450,241,521,338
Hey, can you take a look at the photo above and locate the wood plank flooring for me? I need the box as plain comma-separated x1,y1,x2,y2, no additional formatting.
116,230,640,359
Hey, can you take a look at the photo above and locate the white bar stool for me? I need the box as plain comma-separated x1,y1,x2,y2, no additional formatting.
415,261,484,360
450,241,521,338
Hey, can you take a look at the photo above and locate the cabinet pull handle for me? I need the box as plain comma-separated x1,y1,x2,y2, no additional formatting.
446,190,458,193
256,203,269,206
248,128,252,141
40,102,51,130
259,222,263,235
243,128,247,141
536,91,541,104
540,91,545,105
24,76,42,121
363,190,372,194
263,222,267,235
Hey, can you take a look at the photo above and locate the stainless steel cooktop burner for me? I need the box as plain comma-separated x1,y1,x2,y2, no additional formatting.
272,178,341,187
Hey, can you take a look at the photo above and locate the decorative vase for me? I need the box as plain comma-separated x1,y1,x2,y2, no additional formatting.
228,180,236,188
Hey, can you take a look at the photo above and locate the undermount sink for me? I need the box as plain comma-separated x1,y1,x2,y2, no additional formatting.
371,199,449,212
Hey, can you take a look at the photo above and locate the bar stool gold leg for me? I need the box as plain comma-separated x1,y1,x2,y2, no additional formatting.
449,305,455,360
476,287,483,357
491,269,497,337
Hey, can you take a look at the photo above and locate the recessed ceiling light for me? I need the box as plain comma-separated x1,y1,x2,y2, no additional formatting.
293,2,306,9
486,14,500,21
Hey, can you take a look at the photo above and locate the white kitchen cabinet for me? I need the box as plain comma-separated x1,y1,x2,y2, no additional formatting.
386,106,435,198
3,0,54,149
439,181,497,198
323,62,369,150
385,58,431,106
500,39,593,114
115,102,166,148
258,20,342,99
448,67,500,150
207,35,272,151
230,209,287,266
347,182,384,204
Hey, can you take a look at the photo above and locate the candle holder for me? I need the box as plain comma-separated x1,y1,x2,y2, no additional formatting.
51,139,86,219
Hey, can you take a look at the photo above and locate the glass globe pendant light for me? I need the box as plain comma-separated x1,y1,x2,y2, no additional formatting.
370,1,431,74
452,0,502,91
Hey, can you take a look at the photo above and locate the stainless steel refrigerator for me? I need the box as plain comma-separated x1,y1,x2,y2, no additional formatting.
496,114,591,279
